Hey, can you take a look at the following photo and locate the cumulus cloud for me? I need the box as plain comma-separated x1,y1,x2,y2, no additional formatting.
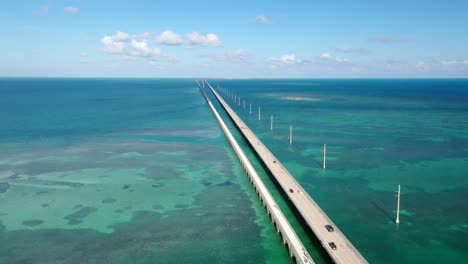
267,54,305,66
369,37,408,43
156,30,184,45
187,32,223,47
101,34,127,53
113,31,131,42
101,31,166,62
101,29,224,64
64,6,80,14
256,15,271,24
130,39,162,58
278,54,302,64
133,32,154,41
335,47,369,54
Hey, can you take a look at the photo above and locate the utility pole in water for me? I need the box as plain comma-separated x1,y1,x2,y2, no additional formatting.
289,125,293,145
396,184,401,224
270,114,273,130
323,144,327,169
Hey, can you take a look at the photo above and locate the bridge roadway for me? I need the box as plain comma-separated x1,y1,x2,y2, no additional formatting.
197,81,314,264
205,80,368,264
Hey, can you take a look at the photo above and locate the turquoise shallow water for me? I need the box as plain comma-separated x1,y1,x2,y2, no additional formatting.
1,78,467,263
210,79,468,263
0,78,290,263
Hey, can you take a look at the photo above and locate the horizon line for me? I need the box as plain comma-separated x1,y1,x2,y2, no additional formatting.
1,76,468,80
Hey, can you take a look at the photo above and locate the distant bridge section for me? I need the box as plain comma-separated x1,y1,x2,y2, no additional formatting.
197,80,314,264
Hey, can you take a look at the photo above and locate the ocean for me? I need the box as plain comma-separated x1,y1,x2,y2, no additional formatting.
0,78,467,263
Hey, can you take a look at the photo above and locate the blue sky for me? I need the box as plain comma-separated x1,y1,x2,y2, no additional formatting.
1,0,468,78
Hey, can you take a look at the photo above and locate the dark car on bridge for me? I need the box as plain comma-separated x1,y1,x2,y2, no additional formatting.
328,242,337,250
325,224,334,232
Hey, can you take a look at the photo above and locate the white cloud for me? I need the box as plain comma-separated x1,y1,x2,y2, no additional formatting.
101,30,226,64
156,30,184,45
101,35,127,53
256,15,271,24
100,32,132,53
113,31,131,42
64,6,80,15
131,39,148,51
267,54,304,65
133,32,154,41
101,31,165,62
279,54,301,64
187,32,223,47
80,52,88,57
131,39,162,58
